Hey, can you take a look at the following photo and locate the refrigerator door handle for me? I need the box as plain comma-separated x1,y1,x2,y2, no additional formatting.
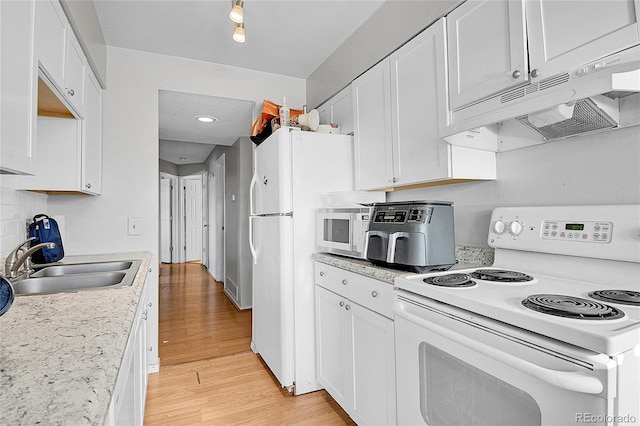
249,172,257,216
249,216,257,264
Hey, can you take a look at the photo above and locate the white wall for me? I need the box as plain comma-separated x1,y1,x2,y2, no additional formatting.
46,46,305,366
387,126,640,247
0,184,47,259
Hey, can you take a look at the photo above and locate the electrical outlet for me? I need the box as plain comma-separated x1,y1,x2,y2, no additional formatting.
128,217,142,236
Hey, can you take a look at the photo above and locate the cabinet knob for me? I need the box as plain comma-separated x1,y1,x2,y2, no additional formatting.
342,279,347,285
345,304,350,311
371,291,378,298
511,70,521,79
85,183,91,189
339,301,345,307
530,69,540,78
142,310,148,320
148,347,153,352
392,177,397,183
68,88,75,96
148,301,153,307
319,271,325,277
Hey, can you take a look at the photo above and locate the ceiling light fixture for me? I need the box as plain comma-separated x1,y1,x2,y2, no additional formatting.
233,23,245,43
229,0,243,24
195,115,217,123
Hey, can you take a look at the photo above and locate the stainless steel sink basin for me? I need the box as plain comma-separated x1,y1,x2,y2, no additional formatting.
14,259,142,295
31,261,135,277
13,272,128,295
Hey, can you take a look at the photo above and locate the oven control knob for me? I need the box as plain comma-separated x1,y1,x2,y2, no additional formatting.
493,220,507,235
509,221,524,236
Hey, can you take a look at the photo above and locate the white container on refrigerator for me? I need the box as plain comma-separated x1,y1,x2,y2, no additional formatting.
249,127,354,395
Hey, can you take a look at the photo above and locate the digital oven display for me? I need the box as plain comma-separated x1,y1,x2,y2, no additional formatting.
565,223,585,231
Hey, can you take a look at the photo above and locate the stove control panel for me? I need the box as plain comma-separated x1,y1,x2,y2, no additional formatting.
541,220,612,243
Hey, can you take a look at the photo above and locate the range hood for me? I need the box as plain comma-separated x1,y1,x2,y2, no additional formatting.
443,45,640,150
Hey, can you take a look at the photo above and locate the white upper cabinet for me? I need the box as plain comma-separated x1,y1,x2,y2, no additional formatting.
446,0,640,112
353,18,496,191
35,0,86,118
316,85,354,135
82,70,102,195
35,0,67,89
0,0,37,175
352,58,394,190
390,18,450,186
526,0,640,79
64,31,86,116
447,0,528,111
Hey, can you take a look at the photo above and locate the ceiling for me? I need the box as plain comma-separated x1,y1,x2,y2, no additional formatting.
93,0,386,165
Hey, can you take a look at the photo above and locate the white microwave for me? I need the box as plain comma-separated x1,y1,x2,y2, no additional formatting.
316,207,373,259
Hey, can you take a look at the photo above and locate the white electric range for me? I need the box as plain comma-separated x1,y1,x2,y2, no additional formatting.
394,205,640,426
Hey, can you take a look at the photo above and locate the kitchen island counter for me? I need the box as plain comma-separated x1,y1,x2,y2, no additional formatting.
0,251,152,425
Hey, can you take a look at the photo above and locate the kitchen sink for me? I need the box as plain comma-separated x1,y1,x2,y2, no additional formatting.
14,259,142,295
31,261,135,277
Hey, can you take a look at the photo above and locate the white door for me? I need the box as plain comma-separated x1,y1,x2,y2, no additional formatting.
160,177,172,263
447,0,528,110
251,214,295,389
253,130,292,215
183,175,203,263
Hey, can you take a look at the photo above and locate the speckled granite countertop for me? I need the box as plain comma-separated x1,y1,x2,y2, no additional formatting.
313,246,494,284
0,251,152,426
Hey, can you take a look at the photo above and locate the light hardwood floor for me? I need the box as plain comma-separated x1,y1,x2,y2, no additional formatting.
144,263,355,425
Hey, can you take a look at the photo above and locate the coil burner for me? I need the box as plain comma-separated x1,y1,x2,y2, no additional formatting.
522,294,625,320
422,273,476,288
588,290,640,306
470,269,534,283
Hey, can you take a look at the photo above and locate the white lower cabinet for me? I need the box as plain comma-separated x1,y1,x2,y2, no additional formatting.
315,262,396,426
106,280,150,426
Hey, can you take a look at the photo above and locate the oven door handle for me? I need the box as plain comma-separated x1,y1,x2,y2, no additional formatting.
396,309,604,395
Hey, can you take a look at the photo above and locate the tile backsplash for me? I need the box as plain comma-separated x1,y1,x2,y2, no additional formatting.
0,186,47,259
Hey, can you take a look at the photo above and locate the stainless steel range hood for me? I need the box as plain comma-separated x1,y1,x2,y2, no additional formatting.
442,45,640,150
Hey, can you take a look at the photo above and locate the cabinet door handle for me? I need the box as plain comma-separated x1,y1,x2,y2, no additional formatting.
371,291,378,298
85,183,91,189
345,304,350,311
511,70,521,79
68,88,75,96
530,69,540,78
341,279,347,285
339,301,345,307
319,271,325,277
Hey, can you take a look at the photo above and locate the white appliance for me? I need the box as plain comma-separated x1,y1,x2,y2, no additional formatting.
394,205,640,425
316,206,373,260
249,127,354,395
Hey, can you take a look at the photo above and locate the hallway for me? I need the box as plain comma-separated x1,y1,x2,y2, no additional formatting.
144,263,354,425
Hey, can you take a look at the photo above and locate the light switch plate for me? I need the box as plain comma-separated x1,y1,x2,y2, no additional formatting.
128,217,141,236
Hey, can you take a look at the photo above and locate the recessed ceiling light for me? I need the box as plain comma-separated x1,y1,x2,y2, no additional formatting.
195,115,217,123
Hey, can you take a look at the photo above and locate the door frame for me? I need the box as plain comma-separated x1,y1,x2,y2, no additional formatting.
212,154,226,283
159,172,178,263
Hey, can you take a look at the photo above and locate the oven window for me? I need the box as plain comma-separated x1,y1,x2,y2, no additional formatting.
418,342,541,425
324,219,350,244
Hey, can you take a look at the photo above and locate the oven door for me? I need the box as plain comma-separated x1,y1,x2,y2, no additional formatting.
395,291,617,426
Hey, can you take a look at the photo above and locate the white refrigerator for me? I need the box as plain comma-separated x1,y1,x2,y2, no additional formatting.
249,127,354,395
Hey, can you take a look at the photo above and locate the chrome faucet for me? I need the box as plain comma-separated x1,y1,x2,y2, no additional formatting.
4,238,55,279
